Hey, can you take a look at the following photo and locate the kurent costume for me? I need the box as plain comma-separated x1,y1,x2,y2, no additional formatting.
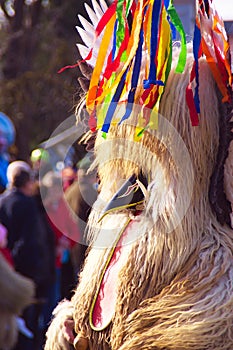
45,0,233,349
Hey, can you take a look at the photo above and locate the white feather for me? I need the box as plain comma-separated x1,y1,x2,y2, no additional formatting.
76,44,98,67
84,3,99,25
76,43,91,59
99,0,108,13
78,15,96,35
91,0,105,19
76,26,95,47
76,0,111,69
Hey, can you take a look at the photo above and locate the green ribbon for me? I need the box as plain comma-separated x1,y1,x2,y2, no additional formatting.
165,36,173,83
116,0,126,50
166,1,187,73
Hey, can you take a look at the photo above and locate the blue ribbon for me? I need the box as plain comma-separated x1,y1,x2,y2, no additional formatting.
193,24,201,113
143,0,162,89
119,27,144,124
112,19,118,61
101,70,128,134
164,1,176,41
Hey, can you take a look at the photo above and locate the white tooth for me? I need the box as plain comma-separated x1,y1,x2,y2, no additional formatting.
76,26,95,47
84,3,99,25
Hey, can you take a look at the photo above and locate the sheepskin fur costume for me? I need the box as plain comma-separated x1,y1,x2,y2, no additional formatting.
0,252,35,350
45,47,233,350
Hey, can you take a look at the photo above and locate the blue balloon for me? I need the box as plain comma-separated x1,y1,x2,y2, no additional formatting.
0,112,15,146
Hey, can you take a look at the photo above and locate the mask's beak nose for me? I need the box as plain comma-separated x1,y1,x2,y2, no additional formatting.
99,173,148,220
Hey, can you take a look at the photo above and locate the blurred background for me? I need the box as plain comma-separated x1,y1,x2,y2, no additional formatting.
0,0,94,162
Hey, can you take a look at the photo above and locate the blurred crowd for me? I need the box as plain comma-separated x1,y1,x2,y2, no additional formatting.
0,112,98,350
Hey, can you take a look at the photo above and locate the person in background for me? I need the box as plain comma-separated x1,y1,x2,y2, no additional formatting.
63,164,98,278
0,220,14,267
42,171,78,301
0,161,53,350
32,181,56,349
61,166,77,192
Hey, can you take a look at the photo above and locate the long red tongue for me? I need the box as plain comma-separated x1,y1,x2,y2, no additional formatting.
89,217,139,330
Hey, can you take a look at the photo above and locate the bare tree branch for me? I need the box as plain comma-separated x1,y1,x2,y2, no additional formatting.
12,0,25,31
30,0,43,27
0,1,12,21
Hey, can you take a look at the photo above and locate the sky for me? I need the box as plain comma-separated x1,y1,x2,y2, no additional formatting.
213,0,233,21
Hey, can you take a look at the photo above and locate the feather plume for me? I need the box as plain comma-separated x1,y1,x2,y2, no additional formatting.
76,0,108,66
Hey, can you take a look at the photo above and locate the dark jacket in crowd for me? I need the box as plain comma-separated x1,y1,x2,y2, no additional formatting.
0,188,55,293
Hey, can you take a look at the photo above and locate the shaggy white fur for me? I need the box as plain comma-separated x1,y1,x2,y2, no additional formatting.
45,49,233,350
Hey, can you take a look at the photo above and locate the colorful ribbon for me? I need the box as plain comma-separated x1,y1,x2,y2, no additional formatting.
81,0,231,134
